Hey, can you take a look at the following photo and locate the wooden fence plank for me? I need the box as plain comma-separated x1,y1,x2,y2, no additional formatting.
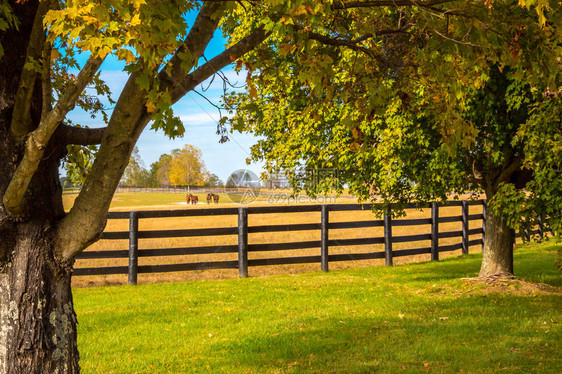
74,266,128,276
328,220,384,229
248,256,322,266
138,208,239,218
248,223,320,233
248,241,322,252
468,213,484,221
440,243,463,252
138,261,238,273
392,233,432,243
138,245,238,257
138,227,238,239
438,216,463,223
328,252,386,262
327,238,385,247
247,205,321,214
392,218,432,226
76,250,129,259
393,247,432,257
100,231,129,240
438,230,463,239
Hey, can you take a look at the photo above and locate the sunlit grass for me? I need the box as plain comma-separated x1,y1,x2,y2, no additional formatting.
74,241,562,373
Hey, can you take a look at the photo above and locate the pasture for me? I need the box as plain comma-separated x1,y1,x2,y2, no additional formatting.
74,242,562,373
64,192,487,287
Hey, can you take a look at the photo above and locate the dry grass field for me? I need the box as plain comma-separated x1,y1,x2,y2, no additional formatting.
65,191,490,287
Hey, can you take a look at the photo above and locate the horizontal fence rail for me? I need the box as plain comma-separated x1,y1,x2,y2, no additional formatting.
73,199,541,284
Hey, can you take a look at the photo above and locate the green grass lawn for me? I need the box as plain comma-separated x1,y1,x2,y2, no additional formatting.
74,242,562,373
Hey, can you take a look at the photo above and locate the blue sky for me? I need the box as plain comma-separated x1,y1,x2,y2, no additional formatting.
67,27,263,183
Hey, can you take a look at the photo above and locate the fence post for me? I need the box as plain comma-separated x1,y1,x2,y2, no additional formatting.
537,214,544,240
431,202,439,261
384,210,393,266
321,204,329,272
481,200,486,252
461,200,469,255
128,211,139,285
238,207,248,278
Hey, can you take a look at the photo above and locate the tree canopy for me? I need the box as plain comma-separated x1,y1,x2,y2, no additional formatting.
223,0,561,276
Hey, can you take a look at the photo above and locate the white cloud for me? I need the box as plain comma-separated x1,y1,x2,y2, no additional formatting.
179,112,218,125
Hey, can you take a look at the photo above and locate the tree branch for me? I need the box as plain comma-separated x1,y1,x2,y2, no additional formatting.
3,56,104,216
167,25,270,104
332,0,455,10
57,125,106,145
306,31,390,64
56,69,148,260
495,157,522,186
159,2,227,89
41,40,53,121
10,0,52,142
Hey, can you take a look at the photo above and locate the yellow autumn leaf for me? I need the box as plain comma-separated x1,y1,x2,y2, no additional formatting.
130,13,141,27
146,101,156,113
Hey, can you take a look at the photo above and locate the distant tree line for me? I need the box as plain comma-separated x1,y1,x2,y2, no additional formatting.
63,144,223,189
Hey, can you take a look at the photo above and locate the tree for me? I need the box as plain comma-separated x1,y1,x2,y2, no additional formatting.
0,1,269,371
224,1,561,278
121,146,150,187
205,173,223,187
168,144,207,190
0,0,559,372
149,152,175,188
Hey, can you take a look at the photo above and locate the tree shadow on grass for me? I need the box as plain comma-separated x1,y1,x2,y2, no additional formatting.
375,244,561,287
206,293,561,374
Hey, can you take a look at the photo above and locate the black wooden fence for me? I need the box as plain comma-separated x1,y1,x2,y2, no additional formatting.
73,200,508,284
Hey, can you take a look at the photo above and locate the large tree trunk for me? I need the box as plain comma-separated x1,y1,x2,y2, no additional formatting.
479,209,515,277
0,223,78,374
1,2,79,371
0,233,78,374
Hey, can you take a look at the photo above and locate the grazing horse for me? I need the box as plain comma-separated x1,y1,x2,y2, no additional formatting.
213,193,219,204
206,193,212,204
191,195,198,205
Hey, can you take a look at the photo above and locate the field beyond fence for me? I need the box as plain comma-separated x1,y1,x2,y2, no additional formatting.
69,199,535,287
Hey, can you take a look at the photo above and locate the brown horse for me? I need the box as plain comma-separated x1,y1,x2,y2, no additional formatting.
186,193,192,205
206,193,212,204
213,193,219,204
191,195,198,205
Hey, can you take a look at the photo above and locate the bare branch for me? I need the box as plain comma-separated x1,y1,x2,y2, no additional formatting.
3,56,104,216
57,125,106,145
